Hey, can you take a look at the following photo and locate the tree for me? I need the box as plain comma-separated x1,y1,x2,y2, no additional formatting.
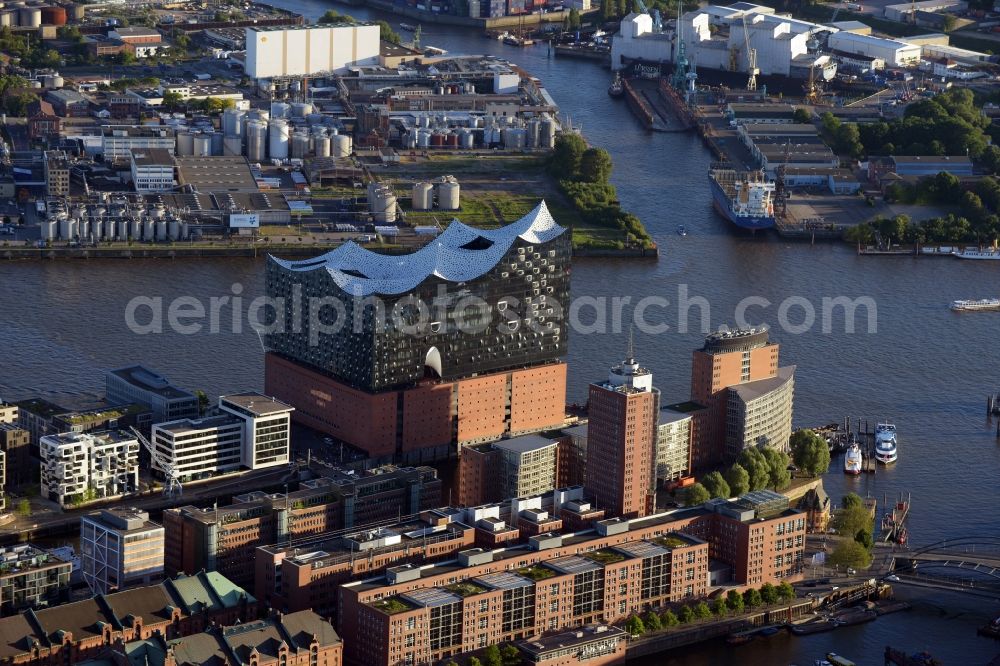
761,447,791,490
500,645,520,666
790,429,830,477
567,7,582,29
551,133,587,179
683,482,711,507
833,122,863,158
319,9,356,23
468,658,483,666
195,389,209,415
737,448,770,491
777,581,796,601
942,13,957,31
743,587,762,610
855,527,874,550
15,499,30,517
678,605,694,623
161,90,184,111
693,601,712,620
793,107,812,123
644,610,662,631
579,147,613,183
624,614,645,636
834,505,873,540
700,471,730,499
660,609,679,626
445,661,459,666
726,589,744,614
842,492,863,511
713,596,729,616
378,20,401,44
482,645,503,666
759,582,779,605
724,463,750,497
830,539,873,569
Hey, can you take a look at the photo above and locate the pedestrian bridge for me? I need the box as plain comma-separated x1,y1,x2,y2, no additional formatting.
890,536,1000,593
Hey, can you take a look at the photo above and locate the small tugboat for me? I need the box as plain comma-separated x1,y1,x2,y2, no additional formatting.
608,72,624,98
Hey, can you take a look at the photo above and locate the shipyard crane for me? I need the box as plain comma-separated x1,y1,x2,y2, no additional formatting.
741,14,759,91
129,426,182,500
635,0,649,14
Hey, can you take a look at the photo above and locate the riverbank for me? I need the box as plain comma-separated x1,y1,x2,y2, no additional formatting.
332,0,591,30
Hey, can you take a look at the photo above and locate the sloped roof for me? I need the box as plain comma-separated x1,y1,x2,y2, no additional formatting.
279,610,342,650
270,200,565,296
104,586,174,626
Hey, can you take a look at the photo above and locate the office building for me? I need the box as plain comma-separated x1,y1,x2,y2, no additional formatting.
655,408,694,484
81,508,165,594
516,625,626,665
340,490,805,666
218,393,293,470
244,23,381,78
264,202,570,462
151,415,244,481
39,431,139,507
164,466,441,589
690,327,794,466
130,148,176,193
585,345,659,520
458,433,564,506
0,425,29,488
106,365,199,423
101,126,176,163
44,150,70,198
0,544,72,615
27,100,60,141
0,572,255,665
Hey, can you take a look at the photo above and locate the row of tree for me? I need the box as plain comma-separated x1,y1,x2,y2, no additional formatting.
623,582,797,637
828,493,875,570
319,10,401,44
443,644,522,666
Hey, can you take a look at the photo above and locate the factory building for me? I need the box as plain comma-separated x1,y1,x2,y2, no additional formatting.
883,0,966,21
101,126,176,163
826,31,922,67
244,23,380,79
130,148,176,193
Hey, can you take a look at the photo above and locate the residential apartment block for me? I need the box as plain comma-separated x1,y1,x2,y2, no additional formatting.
81,509,165,594
0,545,72,616
0,405,16,425
39,431,139,507
105,365,198,423
0,424,32,489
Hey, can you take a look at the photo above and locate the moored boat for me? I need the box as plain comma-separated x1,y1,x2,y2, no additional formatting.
827,654,857,666
676,225,687,236
951,298,1000,311
875,422,897,464
844,443,862,475
608,72,624,98
399,22,417,31
708,164,776,231
952,247,1000,260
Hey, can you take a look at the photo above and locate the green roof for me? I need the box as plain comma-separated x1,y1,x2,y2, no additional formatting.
581,549,625,565
516,565,556,581
371,596,416,615
444,581,487,598
654,535,688,549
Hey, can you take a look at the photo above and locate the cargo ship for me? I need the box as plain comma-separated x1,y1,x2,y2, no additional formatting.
708,165,776,231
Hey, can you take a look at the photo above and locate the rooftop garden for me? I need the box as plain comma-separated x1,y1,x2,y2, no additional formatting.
370,596,415,615
581,549,625,565
444,581,487,598
654,535,688,549
516,565,556,581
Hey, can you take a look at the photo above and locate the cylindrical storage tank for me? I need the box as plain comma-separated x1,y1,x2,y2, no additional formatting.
416,129,431,149
306,112,323,125
18,6,40,26
168,218,180,240
291,102,312,118
143,218,155,241
269,119,289,160
118,219,129,241
430,132,445,148
402,131,416,149
49,73,64,89
156,218,167,241
437,179,460,210
446,132,459,149
412,182,433,211
223,135,242,156
192,133,211,157
181,222,189,240
58,217,73,239
291,131,309,158
269,102,289,119
67,2,83,20
42,219,55,240
40,5,65,24
0,11,12,26
152,204,165,219
247,109,269,123
526,120,540,148
539,118,556,149
92,218,102,240
459,129,474,149
222,107,244,136
128,217,140,240
77,218,89,239
210,131,224,156
176,131,194,156
331,133,351,157
73,205,85,220
247,120,267,162
314,134,331,158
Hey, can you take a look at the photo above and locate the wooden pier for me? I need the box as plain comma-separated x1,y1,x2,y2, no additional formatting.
881,492,911,545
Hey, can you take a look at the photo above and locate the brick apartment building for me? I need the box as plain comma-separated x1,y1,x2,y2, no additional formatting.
263,203,570,463
339,490,805,665
164,466,441,589
0,572,254,666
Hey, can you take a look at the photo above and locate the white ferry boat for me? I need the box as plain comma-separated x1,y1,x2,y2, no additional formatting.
951,298,1000,312
952,248,1000,260
874,422,897,464
844,443,862,475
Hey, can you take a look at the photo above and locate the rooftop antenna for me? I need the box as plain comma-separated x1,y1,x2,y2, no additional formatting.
626,326,635,363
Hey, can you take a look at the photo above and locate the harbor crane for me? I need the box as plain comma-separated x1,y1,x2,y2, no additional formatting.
129,426,182,500
741,14,759,91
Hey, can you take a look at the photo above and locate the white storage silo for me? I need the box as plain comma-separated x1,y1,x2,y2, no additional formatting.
181,222,190,240
92,218,103,241
143,218,155,241
222,107,244,137
210,131,224,156
314,133,331,158
42,219,56,240
401,131,416,150
247,109,270,123
291,102,312,118
332,133,351,158
18,6,40,26
0,11,14,27
458,129,474,150
412,182,434,211
526,120,540,149
192,133,211,157
437,177,460,211
539,117,556,149
78,218,89,239
223,135,243,156
156,218,167,241
416,129,431,149
247,120,267,162
269,119,289,160
291,130,310,159
118,219,129,241
127,217,139,240
269,102,289,119
59,217,74,239
168,218,180,240
176,131,194,157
